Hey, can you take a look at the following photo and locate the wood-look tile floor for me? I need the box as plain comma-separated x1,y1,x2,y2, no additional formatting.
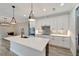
0,44,72,56
49,45,72,56
0,46,17,56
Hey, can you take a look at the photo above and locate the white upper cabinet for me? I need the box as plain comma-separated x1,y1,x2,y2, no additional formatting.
35,13,70,34
56,14,69,30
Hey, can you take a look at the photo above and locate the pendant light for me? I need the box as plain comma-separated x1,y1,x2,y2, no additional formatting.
28,3,35,21
10,5,16,24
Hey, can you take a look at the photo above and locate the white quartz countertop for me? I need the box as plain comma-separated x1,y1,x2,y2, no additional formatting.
4,36,50,52
50,34,70,37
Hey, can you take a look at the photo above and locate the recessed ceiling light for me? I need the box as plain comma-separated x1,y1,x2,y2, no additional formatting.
43,8,46,12
24,15,26,17
60,3,64,6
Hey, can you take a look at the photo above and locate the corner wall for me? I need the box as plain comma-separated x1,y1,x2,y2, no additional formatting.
69,4,79,56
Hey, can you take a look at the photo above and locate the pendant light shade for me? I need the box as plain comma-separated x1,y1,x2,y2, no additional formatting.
10,5,16,24
28,3,35,21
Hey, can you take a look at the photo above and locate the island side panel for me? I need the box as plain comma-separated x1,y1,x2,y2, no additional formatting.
10,41,46,56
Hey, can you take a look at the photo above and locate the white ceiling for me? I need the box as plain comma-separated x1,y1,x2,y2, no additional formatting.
0,3,76,22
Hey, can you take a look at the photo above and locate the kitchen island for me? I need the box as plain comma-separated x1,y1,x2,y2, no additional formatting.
4,36,50,56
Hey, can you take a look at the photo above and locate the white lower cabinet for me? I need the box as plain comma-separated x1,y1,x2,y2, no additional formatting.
49,36,70,49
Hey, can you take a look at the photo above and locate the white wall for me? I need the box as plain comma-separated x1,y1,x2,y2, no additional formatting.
69,11,76,56
69,4,79,56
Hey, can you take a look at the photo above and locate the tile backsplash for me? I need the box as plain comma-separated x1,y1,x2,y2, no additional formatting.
51,30,67,35
35,29,69,35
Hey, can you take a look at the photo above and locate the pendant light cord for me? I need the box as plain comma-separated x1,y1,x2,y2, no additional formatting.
12,5,15,18
30,3,33,16
31,3,33,12
29,3,35,21
13,6,14,17
10,5,16,24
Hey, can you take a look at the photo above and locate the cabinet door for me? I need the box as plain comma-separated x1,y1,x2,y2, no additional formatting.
50,37,58,45
50,37,61,46
50,36,70,49
57,19,63,30
62,37,70,48
62,15,69,30
54,37,61,45
50,37,55,45
58,37,70,49
56,15,69,30
54,37,67,47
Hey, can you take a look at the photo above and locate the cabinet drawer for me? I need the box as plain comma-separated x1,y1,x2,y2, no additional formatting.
61,38,70,48
50,36,70,49
50,37,60,46
49,37,56,45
